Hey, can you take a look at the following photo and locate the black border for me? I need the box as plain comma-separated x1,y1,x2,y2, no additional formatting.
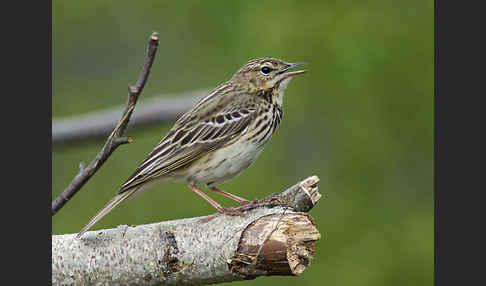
5,0,51,284
437,0,486,285
45,0,474,284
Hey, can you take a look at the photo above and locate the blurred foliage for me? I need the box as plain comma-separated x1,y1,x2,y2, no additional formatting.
52,1,433,285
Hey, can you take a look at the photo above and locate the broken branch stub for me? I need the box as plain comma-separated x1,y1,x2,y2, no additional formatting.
230,213,320,278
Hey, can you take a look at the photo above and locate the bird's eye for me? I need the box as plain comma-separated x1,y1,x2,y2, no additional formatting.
261,66,272,74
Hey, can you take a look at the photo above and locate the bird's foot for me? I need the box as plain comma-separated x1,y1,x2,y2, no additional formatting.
198,206,246,223
218,206,247,216
252,193,281,204
198,196,280,223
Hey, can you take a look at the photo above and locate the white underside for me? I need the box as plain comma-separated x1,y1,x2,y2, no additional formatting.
155,78,291,187
186,139,265,186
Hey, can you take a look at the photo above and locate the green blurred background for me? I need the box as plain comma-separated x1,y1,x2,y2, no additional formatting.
52,1,433,285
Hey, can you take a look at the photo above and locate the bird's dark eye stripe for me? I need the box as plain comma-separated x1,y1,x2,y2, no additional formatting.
240,109,249,114
225,114,232,120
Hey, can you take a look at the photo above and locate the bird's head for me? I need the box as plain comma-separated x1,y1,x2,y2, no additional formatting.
230,57,307,93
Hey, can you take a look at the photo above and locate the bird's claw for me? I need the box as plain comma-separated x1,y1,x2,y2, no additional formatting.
218,206,246,217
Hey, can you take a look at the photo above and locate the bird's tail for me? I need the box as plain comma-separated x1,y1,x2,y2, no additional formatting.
76,188,137,239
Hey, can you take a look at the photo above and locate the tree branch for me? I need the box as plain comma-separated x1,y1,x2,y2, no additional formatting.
51,32,160,215
52,176,322,286
52,90,204,144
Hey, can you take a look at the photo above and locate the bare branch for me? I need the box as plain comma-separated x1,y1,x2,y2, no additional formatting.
52,176,322,286
51,32,160,215
52,90,204,144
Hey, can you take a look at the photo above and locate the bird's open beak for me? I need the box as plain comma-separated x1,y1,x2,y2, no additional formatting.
280,62,307,79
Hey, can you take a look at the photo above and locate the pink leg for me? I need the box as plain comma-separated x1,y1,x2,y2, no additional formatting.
187,182,244,216
209,186,251,205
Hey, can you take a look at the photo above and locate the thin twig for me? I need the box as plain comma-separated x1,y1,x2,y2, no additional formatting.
51,32,160,215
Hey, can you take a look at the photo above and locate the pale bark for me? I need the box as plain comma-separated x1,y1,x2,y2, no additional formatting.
52,176,322,286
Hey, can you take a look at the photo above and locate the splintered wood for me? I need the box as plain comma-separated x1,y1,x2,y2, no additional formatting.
230,213,320,277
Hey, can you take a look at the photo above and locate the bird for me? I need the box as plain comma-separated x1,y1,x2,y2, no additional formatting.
76,57,307,238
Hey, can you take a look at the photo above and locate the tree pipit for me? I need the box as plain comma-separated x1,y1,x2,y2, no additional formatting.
77,57,307,238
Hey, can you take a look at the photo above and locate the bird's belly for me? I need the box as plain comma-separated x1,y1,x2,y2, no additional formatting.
187,141,264,186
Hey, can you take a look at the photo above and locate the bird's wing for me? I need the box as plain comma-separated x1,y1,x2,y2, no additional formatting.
118,91,257,194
